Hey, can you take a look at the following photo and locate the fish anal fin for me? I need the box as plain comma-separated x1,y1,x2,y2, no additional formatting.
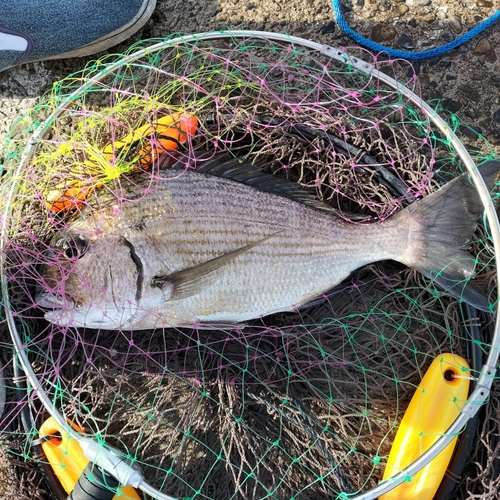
151,233,279,301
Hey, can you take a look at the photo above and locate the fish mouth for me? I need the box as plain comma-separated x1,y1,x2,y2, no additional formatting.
35,291,74,310
39,299,136,330
35,291,79,328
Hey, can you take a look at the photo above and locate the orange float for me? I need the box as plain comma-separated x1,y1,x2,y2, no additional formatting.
101,112,199,165
45,112,198,212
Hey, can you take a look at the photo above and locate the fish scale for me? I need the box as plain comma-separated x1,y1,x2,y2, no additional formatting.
37,156,499,330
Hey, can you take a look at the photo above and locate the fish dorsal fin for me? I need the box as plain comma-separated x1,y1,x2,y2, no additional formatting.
170,152,340,216
151,233,279,301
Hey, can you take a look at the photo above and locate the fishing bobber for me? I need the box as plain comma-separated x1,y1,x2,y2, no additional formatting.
44,112,198,212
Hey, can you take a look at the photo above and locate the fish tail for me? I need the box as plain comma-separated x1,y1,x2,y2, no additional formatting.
397,160,499,312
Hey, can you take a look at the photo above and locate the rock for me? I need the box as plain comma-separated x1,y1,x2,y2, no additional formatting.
459,125,482,140
320,21,336,35
438,59,451,68
477,0,493,7
423,12,436,23
474,38,497,63
441,98,462,113
405,0,430,5
397,3,409,14
370,24,396,43
493,110,500,122
448,15,463,34
445,75,457,81
397,34,415,49
441,29,454,42
463,108,478,120
406,61,421,77
486,132,500,146
427,87,443,100
459,83,481,102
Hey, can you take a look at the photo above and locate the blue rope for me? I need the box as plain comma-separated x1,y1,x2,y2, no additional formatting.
332,0,500,60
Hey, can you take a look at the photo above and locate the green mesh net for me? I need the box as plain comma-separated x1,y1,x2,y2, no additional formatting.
0,32,498,500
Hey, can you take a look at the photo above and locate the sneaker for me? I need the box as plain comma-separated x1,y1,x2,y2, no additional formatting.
0,0,156,71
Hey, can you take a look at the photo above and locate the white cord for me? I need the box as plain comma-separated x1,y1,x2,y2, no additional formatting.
0,360,6,422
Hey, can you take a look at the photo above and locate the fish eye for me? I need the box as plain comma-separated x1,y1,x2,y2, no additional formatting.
63,244,80,259
54,233,89,260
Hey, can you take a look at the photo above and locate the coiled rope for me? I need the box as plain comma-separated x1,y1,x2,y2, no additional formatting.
332,0,500,60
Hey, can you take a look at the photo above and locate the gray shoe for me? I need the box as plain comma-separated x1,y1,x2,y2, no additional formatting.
0,0,156,71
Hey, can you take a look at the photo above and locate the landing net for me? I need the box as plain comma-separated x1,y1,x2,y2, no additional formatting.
0,32,499,499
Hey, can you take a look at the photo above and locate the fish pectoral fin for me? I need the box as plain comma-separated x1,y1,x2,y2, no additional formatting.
151,232,280,301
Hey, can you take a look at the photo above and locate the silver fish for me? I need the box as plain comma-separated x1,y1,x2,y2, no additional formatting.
36,154,497,330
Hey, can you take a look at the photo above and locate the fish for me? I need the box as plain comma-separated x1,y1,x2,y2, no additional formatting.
35,153,498,330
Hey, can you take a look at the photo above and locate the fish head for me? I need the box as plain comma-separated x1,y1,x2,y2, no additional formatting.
36,225,142,329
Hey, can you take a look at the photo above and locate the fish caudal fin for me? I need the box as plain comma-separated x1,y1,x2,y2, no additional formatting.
399,160,499,312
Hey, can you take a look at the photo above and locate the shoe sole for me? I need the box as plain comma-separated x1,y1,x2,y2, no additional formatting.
7,0,156,68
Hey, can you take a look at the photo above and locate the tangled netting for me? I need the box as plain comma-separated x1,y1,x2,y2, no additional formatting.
0,33,499,500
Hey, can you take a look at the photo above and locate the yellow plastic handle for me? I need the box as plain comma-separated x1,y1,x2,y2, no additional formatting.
381,353,471,500
40,417,141,499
